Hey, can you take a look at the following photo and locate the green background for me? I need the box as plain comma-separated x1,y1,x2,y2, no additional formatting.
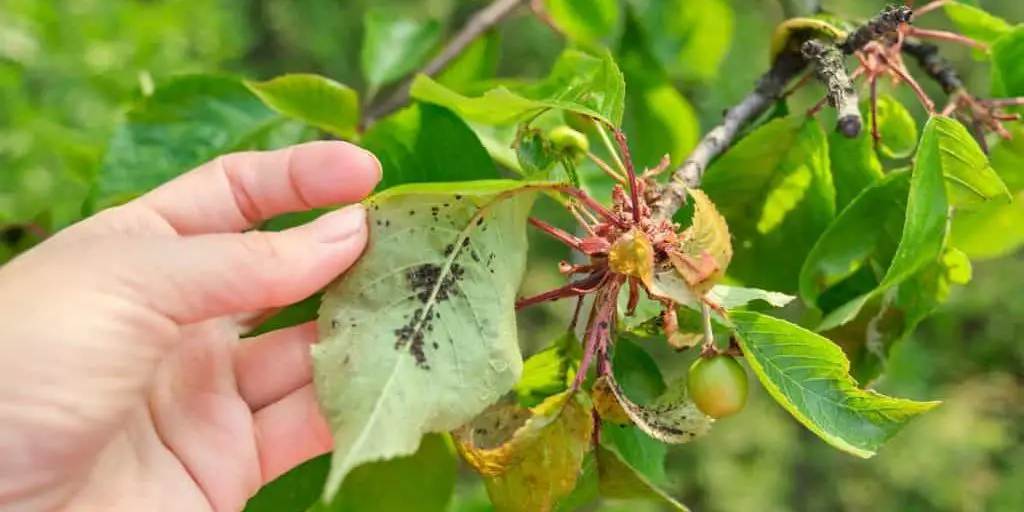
2,0,1023,510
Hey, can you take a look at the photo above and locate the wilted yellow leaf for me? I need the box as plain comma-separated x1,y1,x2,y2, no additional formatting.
453,391,592,512
671,188,733,297
592,376,631,425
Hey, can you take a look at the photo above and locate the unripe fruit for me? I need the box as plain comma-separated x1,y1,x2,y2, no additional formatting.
687,354,748,418
563,111,597,135
547,125,590,155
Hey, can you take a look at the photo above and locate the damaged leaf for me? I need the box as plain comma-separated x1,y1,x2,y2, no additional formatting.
601,366,714,444
313,180,548,501
670,188,733,297
454,391,593,512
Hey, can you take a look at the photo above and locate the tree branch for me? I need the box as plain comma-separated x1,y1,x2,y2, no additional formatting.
650,5,911,220
365,0,526,124
802,40,861,138
900,38,964,95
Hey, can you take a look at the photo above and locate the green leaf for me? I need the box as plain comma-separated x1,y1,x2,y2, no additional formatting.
327,434,457,512
990,122,1024,192
701,115,834,293
454,391,592,512
244,74,360,140
943,3,1011,47
928,116,1011,210
991,25,1024,97
951,190,1024,260
362,103,500,191
312,180,549,501
411,49,626,126
544,0,620,45
436,30,501,92
514,128,560,178
828,108,884,212
628,0,734,81
800,171,910,312
594,446,691,511
619,10,700,168
707,285,796,310
556,448,691,512
603,337,668,483
513,331,580,407
879,117,955,288
244,454,329,512
361,10,441,94
873,95,918,159
95,74,290,208
245,434,455,512
728,310,940,458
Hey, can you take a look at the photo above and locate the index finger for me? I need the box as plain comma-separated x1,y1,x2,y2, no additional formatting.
137,141,381,235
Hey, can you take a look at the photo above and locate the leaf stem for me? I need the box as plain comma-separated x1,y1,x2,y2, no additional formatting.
594,120,627,177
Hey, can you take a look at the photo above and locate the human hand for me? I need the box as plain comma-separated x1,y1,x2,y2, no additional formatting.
0,141,381,512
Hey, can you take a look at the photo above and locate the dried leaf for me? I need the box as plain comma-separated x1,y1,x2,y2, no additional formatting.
671,188,733,296
453,391,592,512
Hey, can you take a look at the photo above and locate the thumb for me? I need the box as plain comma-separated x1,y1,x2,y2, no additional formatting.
116,204,369,325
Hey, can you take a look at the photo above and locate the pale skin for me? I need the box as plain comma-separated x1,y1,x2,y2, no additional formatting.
0,141,382,512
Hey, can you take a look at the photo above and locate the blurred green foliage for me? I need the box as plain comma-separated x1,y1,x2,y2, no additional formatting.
3,0,1024,510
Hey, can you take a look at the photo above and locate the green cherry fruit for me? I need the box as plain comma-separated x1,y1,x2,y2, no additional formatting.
687,354,749,418
563,111,597,135
548,125,590,155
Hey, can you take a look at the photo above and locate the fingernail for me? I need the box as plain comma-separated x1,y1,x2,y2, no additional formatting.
313,204,367,243
365,149,383,185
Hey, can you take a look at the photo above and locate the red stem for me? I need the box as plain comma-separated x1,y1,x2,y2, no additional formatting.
515,270,607,310
612,129,642,223
528,217,585,251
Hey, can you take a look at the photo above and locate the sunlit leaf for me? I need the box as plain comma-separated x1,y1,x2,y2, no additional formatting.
313,180,550,501
944,2,1011,47
928,116,1010,210
245,74,360,140
513,331,580,407
878,118,954,288
593,376,632,425
729,310,940,458
411,49,625,126
362,103,500,191
701,115,835,293
361,10,441,94
454,391,592,512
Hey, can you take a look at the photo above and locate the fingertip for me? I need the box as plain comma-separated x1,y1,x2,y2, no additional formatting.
291,141,382,206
